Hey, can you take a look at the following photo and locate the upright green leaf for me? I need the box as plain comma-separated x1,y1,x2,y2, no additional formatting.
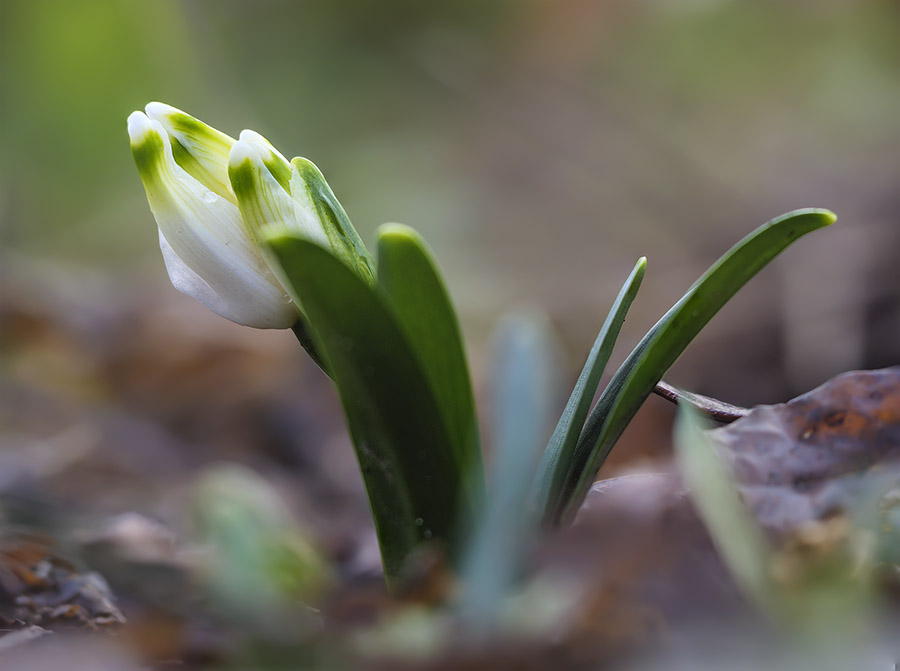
266,234,470,587
531,257,645,518
377,224,485,505
459,310,559,633
547,208,836,524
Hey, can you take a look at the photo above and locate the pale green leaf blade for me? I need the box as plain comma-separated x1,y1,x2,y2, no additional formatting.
460,310,560,632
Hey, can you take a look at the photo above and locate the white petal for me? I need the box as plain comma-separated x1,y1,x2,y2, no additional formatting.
130,111,298,328
238,129,291,181
158,229,229,318
127,110,159,148
158,229,295,328
145,102,237,205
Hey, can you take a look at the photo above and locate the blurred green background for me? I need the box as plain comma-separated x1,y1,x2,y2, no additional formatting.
2,0,899,401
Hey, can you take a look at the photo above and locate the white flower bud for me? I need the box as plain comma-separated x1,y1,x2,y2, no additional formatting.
128,107,298,328
128,101,375,329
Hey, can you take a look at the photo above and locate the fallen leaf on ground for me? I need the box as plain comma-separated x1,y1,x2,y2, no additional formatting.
707,367,900,538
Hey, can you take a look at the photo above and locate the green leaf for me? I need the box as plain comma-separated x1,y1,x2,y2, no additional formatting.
290,318,332,376
265,234,470,587
376,224,485,505
531,257,646,518
674,405,774,613
459,310,560,632
547,208,836,524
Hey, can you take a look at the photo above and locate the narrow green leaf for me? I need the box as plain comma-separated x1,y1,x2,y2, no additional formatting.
460,310,560,632
531,257,646,518
548,208,836,524
266,234,469,587
377,224,485,505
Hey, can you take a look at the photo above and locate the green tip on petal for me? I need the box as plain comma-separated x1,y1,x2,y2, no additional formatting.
238,130,291,193
146,101,233,146
229,138,329,246
127,111,167,183
227,154,257,204
145,102,237,203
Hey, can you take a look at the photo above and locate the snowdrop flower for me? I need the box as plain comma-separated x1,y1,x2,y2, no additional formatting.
127,102,370,328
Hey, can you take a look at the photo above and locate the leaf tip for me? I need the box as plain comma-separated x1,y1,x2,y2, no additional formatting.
784,207,837,226
377,222,420,245
818,209,838,225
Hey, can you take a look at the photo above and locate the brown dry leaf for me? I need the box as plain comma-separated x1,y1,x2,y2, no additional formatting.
708,367,900,538
528,472,751,665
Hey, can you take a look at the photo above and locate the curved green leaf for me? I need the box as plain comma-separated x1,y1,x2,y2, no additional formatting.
548,208,836,524
531,257,646,518
377,224,485,505
266,234,469,587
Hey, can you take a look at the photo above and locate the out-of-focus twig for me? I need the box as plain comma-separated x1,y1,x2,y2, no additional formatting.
653,381,748,424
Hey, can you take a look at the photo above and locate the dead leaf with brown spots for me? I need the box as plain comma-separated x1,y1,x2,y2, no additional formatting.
707,367,900,539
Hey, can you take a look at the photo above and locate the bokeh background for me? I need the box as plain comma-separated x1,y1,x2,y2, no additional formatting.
4,0,900,398
1,0,899,575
